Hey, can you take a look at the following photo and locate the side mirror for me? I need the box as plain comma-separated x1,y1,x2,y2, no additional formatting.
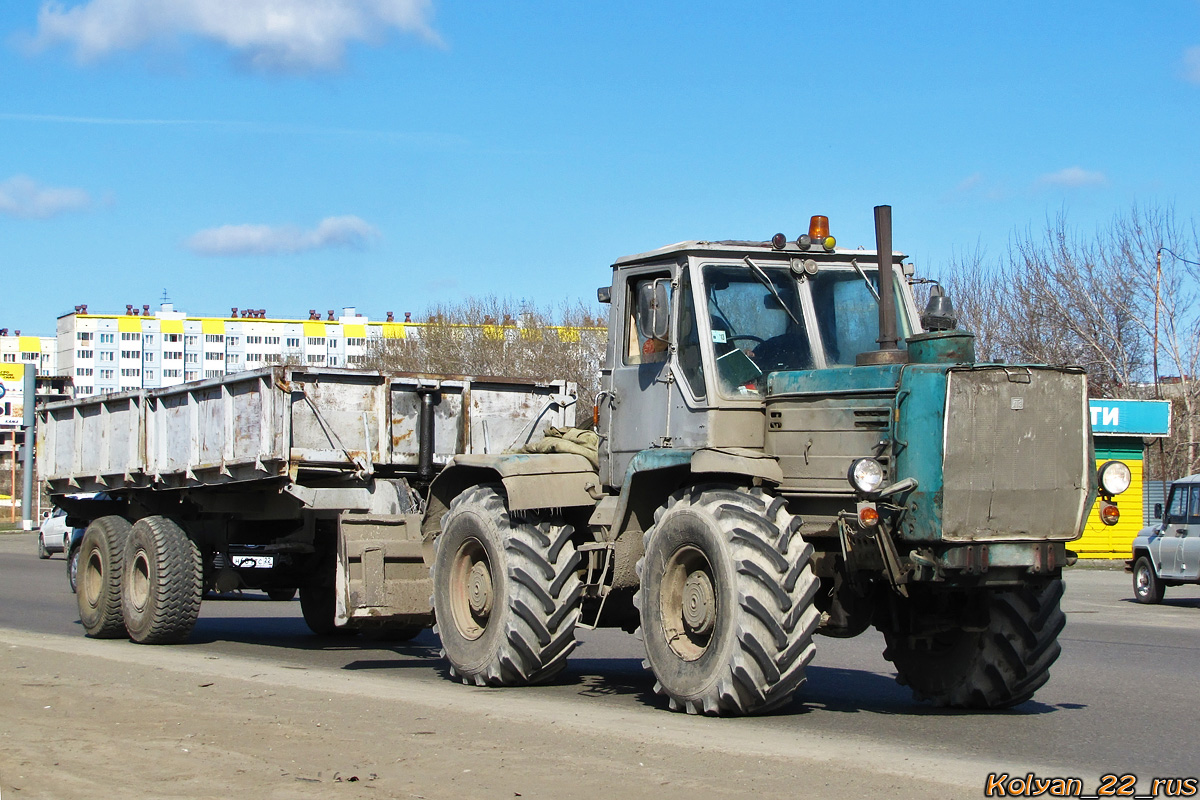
635,279,671,342
1154,503,1163,520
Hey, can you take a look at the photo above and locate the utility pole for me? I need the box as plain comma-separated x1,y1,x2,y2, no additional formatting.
21,365,35,530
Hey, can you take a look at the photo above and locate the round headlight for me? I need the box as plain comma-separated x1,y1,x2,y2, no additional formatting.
848,458,885,493
1098,460,1131,496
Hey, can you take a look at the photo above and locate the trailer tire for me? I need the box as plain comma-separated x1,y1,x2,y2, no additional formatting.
121,516,203,644
77,516,133,638
635,484,819,716
299,584,355,636
432,484,582,687
882,578,1066,709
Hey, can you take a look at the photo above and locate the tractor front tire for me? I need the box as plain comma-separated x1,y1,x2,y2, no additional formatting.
882,579,1066,709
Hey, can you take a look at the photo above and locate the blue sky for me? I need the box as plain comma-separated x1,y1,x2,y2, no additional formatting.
2,1,1199,334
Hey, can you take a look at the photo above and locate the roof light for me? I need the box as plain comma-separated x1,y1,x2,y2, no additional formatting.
808,215,829,241
771,233,788,250
796,234,812,251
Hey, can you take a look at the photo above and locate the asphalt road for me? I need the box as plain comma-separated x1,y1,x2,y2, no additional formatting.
3,530,1199,793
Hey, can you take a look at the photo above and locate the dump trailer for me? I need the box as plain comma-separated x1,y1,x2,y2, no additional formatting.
37,367,577,642
421,206,1132,715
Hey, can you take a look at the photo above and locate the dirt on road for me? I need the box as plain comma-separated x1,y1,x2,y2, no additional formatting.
0,622,1007,800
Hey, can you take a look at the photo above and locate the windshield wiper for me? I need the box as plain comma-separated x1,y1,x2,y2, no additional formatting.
742,257,801,325
851,258,881,302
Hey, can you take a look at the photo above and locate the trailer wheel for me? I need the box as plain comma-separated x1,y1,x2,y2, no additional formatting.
432,484,582,686
121,516,203,644
882,578,1066,709
77,516,133,638
635,485,819,715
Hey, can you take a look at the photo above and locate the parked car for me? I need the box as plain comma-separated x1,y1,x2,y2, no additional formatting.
37,507,73,559
60,493,111,593
1128,473,1200,603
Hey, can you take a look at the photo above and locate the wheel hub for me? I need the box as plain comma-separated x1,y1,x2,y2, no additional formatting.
681,570,715,635
467,561,494,617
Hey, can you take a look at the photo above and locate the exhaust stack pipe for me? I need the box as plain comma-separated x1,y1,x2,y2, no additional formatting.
856,205,908,366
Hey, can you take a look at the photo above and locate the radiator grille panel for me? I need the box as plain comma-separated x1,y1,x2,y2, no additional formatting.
942,368,1089,542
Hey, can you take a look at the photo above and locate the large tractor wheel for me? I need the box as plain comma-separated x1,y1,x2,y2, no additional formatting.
432,484,583,686
636,484,820,716
77,516,133,638
121,516,203,644
882,578,1066,709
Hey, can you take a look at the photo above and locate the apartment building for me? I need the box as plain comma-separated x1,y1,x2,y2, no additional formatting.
0,329,57,379
57,304,412,396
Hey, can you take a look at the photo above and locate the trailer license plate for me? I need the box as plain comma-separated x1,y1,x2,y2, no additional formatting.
232,556,274,569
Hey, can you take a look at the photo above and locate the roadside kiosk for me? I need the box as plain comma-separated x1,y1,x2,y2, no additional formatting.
1078,399,1172,558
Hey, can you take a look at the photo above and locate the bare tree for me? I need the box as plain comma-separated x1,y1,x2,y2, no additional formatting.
940,203,1200,477
364,297,608,428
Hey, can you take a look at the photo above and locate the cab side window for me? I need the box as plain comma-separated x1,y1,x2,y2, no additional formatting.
624,274,671,365
1165,487,1189,525
1190,486,1200,525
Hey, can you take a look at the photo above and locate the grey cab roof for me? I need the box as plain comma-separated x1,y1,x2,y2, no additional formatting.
611,239,907,269
1172,473,1200,485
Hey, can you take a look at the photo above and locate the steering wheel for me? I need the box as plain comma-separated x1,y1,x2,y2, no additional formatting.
726,334,765,345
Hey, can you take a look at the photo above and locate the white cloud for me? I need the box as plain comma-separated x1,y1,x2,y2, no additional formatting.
0,175,92,219
186,215,379,256
1035,166,1108,190
1184,46,1200,84
31,0,440,72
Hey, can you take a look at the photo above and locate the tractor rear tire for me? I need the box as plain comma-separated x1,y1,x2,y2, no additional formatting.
636,484,820,715
882,578,1066,709
121,516,203,644
77,516,133,638
432,484,582,686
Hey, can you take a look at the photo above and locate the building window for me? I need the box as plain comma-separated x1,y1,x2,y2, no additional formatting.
165,351,182,360
121,332,141,341
347,355,366,365
265,336,280,345
228,354,240,365
205,334,224,343
205,352,224,361
205,369,222,378
99,352,115,362
163,369,181,378
99,333,114,343
307,354,325,364
100,369,114,379
346,338,366,347
144,370,155,380
227,336,240,347
120,350,140,359
144,335,154,346
185,371,198,381
77,350,93,359
327,339,338,349
307,337,325,346
2,354,13,363
76,368,93,376
22,351,38,361
264,354,281,364
76,386,93,395
77,332,92,341
144,352,155,362
286,337,300,348
120,368,141,377
246,353,262,362
185,335,198,347
165,333,181,343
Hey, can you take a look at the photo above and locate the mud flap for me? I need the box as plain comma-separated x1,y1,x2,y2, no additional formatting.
336,512,434,629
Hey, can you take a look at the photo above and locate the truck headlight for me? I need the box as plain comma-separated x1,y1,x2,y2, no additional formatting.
848,458,885,493
1098,460,1131,496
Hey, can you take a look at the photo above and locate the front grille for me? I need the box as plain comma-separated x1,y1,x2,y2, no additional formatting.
940,367,1090,542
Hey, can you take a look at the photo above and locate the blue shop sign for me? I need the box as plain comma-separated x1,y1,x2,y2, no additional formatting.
1088,399,1171,437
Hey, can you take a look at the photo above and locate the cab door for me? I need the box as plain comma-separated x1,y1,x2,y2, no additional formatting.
598,267,673,486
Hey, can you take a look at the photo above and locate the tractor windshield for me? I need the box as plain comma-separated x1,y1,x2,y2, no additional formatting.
703,264,812,396
808,268,911,366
